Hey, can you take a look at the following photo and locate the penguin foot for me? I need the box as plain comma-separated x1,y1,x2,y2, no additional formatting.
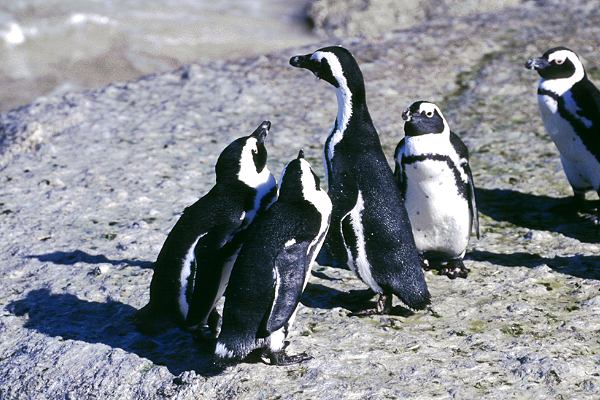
439,260,469,279
190,310,221,341
581,212,600,227
265,351,312,366
349,293,392,316
552,193,593,216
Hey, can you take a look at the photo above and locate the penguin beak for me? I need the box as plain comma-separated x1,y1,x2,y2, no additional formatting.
401,108,412,122
290,53,319,77
251,120,271,144
290,54,310,68
525,57,550,71
297,149,305,159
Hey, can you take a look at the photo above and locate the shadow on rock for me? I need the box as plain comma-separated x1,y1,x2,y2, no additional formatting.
468,250,600,280
476,188,599,243
302,283,373,311
6,289,222,376
301,283,414,316
26,250,153,269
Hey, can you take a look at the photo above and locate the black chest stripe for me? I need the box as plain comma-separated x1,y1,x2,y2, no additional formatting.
402,154,467,200
538,87,600,164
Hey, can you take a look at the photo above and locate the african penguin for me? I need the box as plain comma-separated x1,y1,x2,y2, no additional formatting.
215,150,331,365
394,101,479,279
526,47,600,220
135,121,278,337
290,46,430,315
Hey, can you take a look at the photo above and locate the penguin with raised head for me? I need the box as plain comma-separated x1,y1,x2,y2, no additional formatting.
135,121,278,337
394,101,479,279
290,46,430,314
526,47,600,220
215,150,331,365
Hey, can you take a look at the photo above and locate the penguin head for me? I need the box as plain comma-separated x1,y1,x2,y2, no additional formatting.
525,47,585,81
290,46,365,96
215,121,271,186
278,150,324,203
402,101,449,137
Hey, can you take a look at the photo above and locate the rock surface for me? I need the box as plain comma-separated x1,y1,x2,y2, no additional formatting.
1,1,600,399
308,0,523,39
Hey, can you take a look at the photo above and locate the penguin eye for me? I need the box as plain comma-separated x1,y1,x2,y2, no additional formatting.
555,58,565,65
425,111,434,118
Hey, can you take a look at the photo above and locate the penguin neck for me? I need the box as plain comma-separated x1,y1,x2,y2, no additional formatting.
539,68,586,96
333,83,369,135
405,129,451,156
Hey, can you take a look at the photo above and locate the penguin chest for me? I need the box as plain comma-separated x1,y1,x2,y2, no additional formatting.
538,93,600,189
403,159,470,258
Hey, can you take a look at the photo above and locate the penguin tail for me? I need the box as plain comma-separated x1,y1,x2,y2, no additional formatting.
133,303,172,335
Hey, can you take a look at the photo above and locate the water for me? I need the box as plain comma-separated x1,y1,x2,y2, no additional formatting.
0,0,316,112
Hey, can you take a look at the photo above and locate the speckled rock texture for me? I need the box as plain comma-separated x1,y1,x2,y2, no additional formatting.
1,2,599,399
308,0,523,39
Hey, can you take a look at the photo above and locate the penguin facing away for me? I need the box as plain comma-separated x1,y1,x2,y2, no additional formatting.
526,47,600,221
394,101,479,279
215,150,332,366
135,121,278,337
290,46,430,314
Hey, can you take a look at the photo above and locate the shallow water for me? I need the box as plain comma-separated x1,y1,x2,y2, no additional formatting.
0,0,316,112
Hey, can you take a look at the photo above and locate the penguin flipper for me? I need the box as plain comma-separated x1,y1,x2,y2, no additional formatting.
463,161,480,239
450,131,479,239
393,138,405,192
186,220,244,328
259,240,312,336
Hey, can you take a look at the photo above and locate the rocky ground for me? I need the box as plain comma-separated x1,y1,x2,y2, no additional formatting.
1,1,599,399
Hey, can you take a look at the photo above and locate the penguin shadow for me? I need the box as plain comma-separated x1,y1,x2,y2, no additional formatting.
26,250,153,269
301,283,415,317
476,188,599,243
467,250,600,280
6,289,223,376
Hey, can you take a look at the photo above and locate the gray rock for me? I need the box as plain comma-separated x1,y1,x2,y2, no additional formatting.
1,1,600,399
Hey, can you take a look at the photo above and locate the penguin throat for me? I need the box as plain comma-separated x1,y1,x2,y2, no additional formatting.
539,65,585,96
325,85,353,166
335,85,353,135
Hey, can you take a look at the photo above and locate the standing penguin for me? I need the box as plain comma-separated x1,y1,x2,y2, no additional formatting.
526,47,600,220
394,101,479,279
290,46,430,314
215,151,332,365
135,121,278,337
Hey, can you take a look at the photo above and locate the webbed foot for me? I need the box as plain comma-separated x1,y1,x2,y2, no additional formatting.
439,259,469,279
348,293,393,316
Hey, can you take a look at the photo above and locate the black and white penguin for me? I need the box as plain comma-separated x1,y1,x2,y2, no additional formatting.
526,47,600,219
215,150,331,365
290,46,430,314
394,101,479,279
135,121,278,337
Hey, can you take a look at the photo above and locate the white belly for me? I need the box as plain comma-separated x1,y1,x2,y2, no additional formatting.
404,160,470,259
538,94,600,191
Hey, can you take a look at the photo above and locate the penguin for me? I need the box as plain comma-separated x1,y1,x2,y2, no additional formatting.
526,47,600,220
135,121,278,337
290,46,430,315
215,150,332,365
394,101,480,279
